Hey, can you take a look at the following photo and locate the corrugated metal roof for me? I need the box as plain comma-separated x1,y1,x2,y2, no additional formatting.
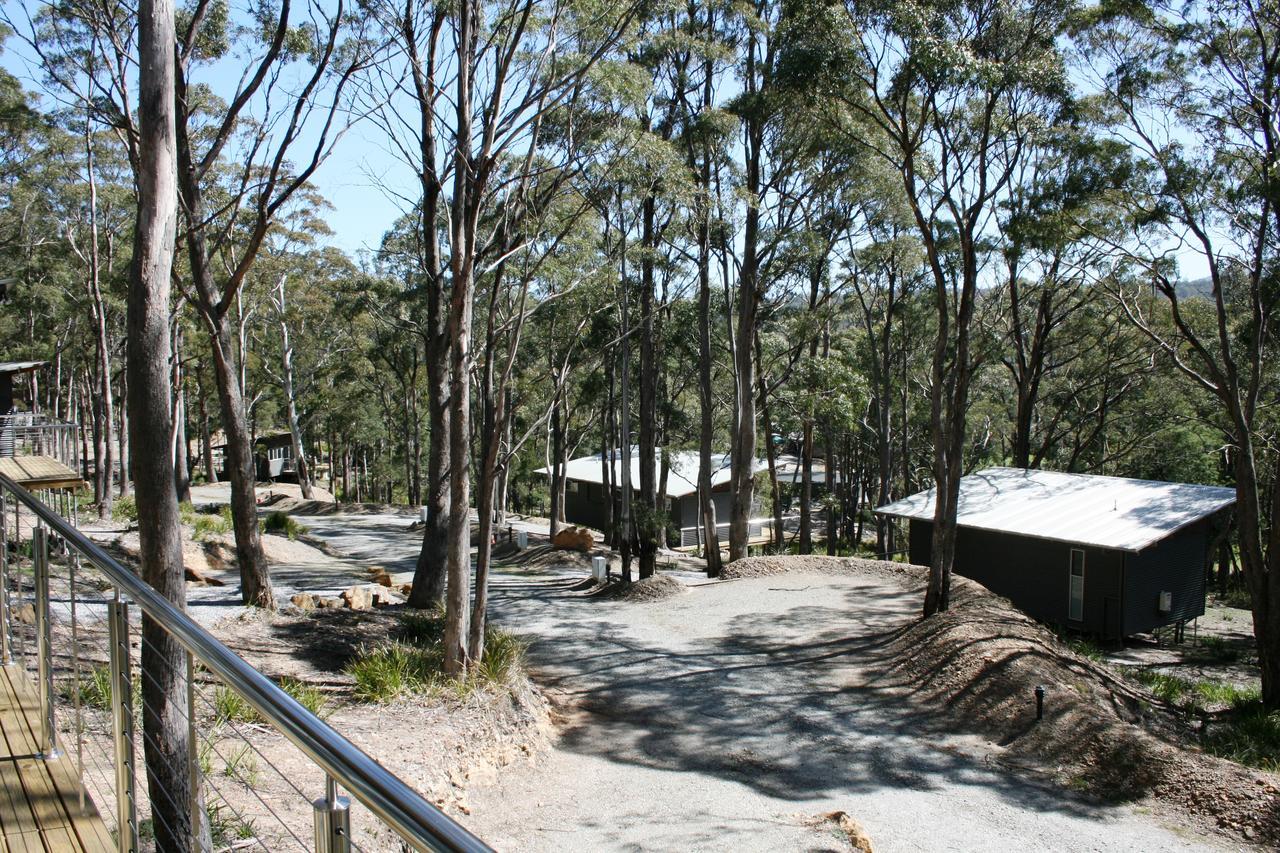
538,449,758,499
0,361,47,375
874,467,1235,553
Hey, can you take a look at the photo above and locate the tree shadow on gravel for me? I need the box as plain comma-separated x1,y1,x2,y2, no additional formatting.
486,574,1124,822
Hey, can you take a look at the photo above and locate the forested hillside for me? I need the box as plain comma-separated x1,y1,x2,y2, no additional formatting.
0,0,1277,702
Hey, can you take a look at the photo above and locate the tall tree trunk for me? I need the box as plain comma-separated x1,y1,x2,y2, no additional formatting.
800,420,814,553
637,194,658,579
118,369,131,497
175,107,274,609
128,0,204,844
729,34,763,562
405,1,450,612
694,61,722,576
206,321,274,608
85,123,115,520
548,397,565,538
171,323,191,504
275,277,313,499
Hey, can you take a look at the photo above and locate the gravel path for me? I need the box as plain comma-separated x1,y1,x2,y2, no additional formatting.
247,511,1225,851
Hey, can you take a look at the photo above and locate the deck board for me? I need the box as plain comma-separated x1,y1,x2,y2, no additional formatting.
0,667,111,852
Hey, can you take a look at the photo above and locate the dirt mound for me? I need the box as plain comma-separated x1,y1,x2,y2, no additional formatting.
595,575,684,602
723,554,915,583
878,574,1279,844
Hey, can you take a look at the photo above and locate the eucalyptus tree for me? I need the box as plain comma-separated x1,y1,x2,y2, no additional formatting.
169,0,370,609
790,0,1077,614
364,0,643,673
1081,0,1280,706
14,0,371,607
128,0,206,845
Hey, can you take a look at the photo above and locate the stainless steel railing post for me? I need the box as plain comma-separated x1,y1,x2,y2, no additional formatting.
187,649,211,853
0,488,9,667
108,599,138,853
34,526,60,759
313,775,351,853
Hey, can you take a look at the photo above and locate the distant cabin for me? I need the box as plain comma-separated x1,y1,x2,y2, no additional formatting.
875,467,1235,639
539,450,759,546
216,433,297,482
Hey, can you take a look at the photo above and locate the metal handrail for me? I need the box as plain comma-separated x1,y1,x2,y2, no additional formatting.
0,471,490,853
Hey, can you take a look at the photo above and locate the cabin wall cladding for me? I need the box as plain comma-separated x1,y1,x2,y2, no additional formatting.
909,519,1126,636
1123,522,1208,635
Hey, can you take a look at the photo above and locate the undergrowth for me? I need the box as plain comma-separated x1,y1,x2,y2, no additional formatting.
348,610,525,703
1127,668,1275,770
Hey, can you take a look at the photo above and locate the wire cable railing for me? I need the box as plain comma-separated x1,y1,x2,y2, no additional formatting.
0,471,491,853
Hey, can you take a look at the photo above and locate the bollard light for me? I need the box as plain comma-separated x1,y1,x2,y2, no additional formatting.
1034,684,1045,720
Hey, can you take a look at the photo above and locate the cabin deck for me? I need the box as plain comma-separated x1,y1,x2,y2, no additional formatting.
0,459,82,493
0,666,111,851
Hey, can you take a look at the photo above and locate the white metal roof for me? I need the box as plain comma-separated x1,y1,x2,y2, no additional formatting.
874,467,1235,553
538,449,756,499
0,361,47,375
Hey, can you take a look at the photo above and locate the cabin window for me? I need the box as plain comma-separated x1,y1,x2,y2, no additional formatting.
1069,549,1085,621
566,481,578,495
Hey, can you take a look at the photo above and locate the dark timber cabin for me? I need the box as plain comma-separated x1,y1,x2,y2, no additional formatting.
875,468,1236,639
539,450,752,546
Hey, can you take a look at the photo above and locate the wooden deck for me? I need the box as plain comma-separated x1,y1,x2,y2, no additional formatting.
0,667,111,852
0,459,82,492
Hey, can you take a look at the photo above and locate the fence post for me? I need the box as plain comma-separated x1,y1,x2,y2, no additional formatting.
108,599,138,853
34,527,60,759
313,775,351,853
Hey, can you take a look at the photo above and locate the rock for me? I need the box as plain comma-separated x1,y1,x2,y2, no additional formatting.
399,583,413,597
186,565,226,586
290,593,316,612
13,603,34,625
822,811,873,853
315,597,343,609
341,585,375,611
551,526,594,552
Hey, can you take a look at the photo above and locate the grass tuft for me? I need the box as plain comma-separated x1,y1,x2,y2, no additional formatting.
278,676,329,718
347,612,525,703
213,685,260,724
262,511,308,540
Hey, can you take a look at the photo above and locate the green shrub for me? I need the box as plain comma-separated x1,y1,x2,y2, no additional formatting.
113,495,138,522
262,511,307,540
1197,635,1242,663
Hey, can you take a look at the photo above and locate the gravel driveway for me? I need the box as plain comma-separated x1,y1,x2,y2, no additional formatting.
280,512,1226,852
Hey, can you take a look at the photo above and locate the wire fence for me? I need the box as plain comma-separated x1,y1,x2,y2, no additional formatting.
0,473,490,853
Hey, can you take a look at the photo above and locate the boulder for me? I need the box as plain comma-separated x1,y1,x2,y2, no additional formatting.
290,593,317,612
315,597,343,610
398,583,413,597
341,585,375,611
551,526,594,552
368,567,394,587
